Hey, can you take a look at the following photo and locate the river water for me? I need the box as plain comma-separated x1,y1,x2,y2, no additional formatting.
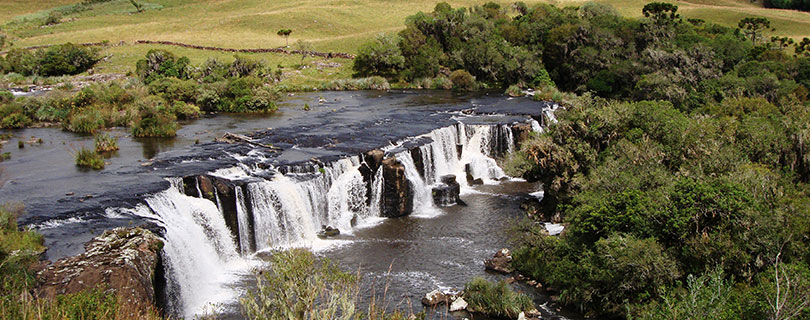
0,90,575,319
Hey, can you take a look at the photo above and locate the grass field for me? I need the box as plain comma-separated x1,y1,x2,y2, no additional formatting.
1,0,809,82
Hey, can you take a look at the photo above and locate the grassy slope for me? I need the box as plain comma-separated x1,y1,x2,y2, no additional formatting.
1,0,809,81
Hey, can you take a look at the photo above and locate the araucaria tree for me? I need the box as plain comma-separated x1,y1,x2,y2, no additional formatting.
739,17,771,44
277,28,292,47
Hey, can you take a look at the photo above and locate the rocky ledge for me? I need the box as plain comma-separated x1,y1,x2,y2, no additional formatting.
35,227,164,309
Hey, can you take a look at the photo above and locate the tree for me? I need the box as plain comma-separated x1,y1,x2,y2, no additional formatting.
293,39,312,65
277,28,292,47
642,2,680,23
353,33,405,78
796,38,810,56
739,17,772,45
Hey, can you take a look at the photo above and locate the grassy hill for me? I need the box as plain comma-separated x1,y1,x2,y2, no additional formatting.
1,0,809,82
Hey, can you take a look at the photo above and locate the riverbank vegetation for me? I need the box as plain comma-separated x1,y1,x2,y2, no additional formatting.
497,2,810,318
463,277,533,318
241,248,422,320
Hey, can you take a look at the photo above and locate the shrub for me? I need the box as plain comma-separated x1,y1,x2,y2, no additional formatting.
43,11,62,25
135,49,190,84
450,70,476,91
94,133,118,153
318,77,391,91
506,85,523,97
1,113,32,129
64,108,105,133
75,147,104,169
37,44,100,76
0,90,12,104
463,277,533,318
148,77,198,103
131,98,177,137
169,101,201,119
240,248,358,320
229,55,267,78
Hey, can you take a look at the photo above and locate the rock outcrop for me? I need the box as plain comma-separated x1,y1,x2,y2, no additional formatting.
36,228,164,309
432,175,461,206
382,157,413,218
484,248,514,274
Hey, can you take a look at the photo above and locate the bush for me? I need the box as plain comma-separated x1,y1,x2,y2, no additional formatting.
135,49,190,84
38,44,100,76
0,90,12,104
450,70,476,91
131,98,177,137
64,108,105,133
2,44,99,76
463,277,533,318
94,133,118,153
148,77,198,103
506,85,523,97
169,101,201,119
318,76,391,91
75,147,104,169
240,248,358,320
43,11,62,25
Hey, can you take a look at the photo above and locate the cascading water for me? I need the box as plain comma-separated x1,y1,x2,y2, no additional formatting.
129,179,249,319
125,120,533,318
246,156,381,250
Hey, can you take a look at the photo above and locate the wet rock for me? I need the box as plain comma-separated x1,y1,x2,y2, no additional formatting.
317,225,340,238
484,248,513,274
511,123,533,147
411,147,425,178
198,176,215,201
450,297,468,312
421,289,449,306
36,228,163,310
432,175,461,206
359,149,385,206
213,178,241,251
182,176,199,197
382,157,413,218
471,178,484,185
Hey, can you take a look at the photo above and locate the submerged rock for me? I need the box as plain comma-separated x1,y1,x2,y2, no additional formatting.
317,225,341,238
484,248,514,274
36,227,163,309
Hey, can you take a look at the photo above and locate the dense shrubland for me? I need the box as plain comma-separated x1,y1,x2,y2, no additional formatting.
401,1,810,319
355,2,810,105
0,43,100,77
496,4,810,317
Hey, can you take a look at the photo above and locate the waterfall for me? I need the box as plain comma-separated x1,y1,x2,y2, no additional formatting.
459,124,508,184
132,179,248,319
395,151,437,216
126,120,536,318
246,156,380,250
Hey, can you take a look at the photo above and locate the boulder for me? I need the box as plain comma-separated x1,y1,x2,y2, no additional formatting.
432,175,461,206
484,248,514,274
36,228,164,310
421,289,449,306
317,225,341,238
382,157,413,218
449,297,468,312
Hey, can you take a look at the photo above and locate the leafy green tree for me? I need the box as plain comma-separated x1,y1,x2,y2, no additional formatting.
352,33,405,78
276,28,292,47
642,2,680,23
738,17,772,45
